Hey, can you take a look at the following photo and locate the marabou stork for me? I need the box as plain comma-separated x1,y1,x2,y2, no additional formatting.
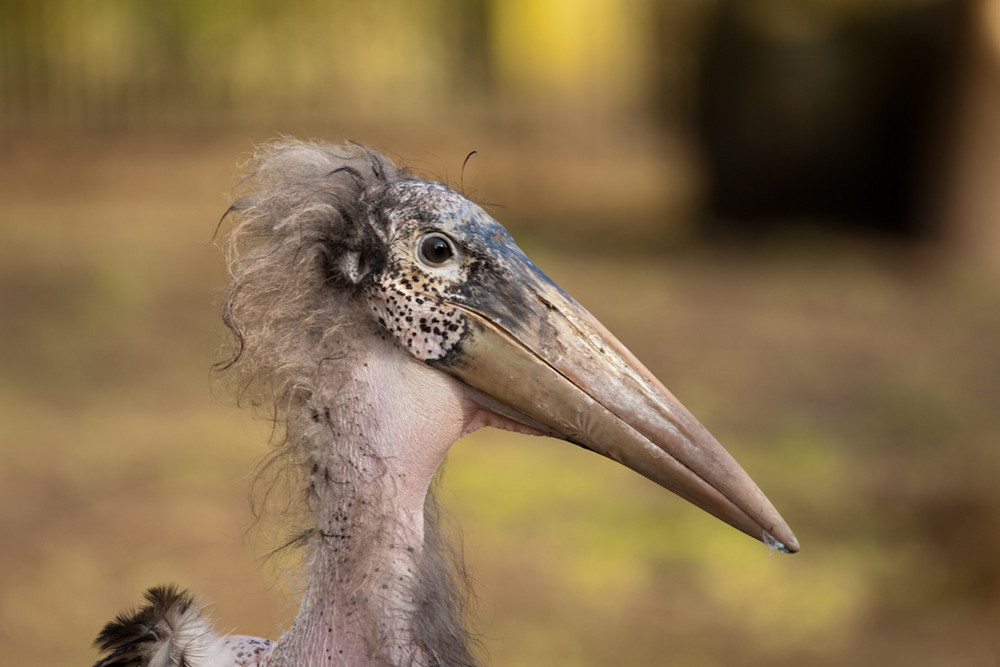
93,140,797,667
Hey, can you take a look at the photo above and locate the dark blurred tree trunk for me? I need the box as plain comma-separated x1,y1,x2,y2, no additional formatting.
693,0,964,240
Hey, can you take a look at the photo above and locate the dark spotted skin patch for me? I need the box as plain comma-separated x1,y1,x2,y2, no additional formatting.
223,635,274,666
366,266,467,361
363,182,477,362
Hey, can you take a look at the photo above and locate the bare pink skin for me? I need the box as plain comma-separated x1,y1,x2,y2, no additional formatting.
259,330,536,666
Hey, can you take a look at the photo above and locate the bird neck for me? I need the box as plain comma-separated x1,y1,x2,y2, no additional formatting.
265,335,478,666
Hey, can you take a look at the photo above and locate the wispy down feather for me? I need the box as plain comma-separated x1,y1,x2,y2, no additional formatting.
93,585,221,667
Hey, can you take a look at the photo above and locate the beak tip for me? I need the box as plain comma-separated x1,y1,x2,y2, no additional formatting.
764,529,800,554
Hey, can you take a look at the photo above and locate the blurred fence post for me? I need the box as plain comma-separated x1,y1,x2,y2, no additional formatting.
941,0,1000,275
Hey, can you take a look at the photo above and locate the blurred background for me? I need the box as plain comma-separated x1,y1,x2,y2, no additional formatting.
1,0,999,664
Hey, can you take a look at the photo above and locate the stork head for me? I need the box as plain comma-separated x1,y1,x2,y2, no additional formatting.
225,141,798,553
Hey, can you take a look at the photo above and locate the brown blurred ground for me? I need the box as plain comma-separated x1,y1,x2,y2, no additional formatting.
2,1,1000,666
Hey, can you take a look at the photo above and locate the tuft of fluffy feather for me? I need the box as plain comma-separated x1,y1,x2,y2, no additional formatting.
220,139,413,416
217,139,421,581
93,586,223,667
218,140,419,537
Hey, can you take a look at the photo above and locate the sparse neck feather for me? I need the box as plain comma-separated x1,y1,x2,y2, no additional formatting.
264,329,479,667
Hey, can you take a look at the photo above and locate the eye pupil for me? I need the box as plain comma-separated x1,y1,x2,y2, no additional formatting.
420,234,454,265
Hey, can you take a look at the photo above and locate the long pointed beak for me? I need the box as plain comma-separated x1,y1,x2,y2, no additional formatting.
430,250,798,553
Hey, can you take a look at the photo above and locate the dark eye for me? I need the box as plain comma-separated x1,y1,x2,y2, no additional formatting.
419,233,455,266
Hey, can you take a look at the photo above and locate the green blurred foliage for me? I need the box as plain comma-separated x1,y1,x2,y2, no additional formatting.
0,0,688,133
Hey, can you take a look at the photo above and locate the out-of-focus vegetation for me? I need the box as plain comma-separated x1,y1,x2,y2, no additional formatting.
2,1,999,665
